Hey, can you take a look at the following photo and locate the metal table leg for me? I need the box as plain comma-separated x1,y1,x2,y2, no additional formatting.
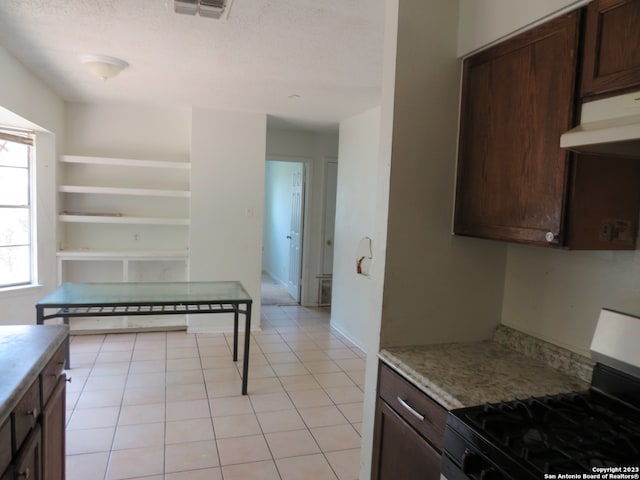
241,302,252,395
233,306,239,362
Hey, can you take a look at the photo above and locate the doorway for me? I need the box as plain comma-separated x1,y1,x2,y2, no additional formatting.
262,160,305,305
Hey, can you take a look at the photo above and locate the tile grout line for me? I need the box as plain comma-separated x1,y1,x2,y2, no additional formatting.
66,307,362,480
196,331,225,477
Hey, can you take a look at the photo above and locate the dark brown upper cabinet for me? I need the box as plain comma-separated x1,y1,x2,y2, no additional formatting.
581,0,640,98
454,12,581,247
454,9,640,250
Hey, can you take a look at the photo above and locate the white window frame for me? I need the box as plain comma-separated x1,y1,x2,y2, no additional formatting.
0,129,35,289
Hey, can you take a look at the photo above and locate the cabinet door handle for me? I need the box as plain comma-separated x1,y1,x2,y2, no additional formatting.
26,408,38,418
18,467,30,479
397,397,424,421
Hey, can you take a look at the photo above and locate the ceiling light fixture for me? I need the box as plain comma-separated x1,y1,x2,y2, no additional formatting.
80,55,129,81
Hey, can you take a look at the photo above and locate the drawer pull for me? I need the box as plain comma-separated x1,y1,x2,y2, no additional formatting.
397,397,424,421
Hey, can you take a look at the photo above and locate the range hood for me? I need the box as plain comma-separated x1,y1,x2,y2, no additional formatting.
591,308,640,380
560,90,640,157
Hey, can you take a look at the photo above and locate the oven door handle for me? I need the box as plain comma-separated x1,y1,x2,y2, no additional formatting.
397,397,425,421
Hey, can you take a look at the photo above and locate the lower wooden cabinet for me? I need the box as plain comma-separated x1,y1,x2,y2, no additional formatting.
41,376,66,480
1,338,66,480
372,401,442,480
372,362,447,480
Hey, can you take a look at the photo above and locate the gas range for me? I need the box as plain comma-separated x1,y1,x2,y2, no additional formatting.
442,309,640,479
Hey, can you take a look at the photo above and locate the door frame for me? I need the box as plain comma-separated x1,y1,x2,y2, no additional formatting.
321,156,338,275
264,155,312,304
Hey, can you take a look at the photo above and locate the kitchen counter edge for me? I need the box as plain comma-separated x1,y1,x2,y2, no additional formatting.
0,325,69,426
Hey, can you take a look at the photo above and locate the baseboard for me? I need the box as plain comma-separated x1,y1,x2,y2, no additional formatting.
187,325,263,334
262,268,287,287
71,325,187,335
330,322,366,353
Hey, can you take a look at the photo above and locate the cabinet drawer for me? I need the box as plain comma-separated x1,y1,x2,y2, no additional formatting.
0,418,10,476
378,363,447,452
12,378,40,453
41,344,65,405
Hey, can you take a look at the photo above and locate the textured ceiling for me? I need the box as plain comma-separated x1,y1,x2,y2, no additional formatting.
0,0,385,131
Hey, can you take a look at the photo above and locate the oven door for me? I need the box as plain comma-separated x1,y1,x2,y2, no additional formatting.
441,451,505,480
441,426,511,480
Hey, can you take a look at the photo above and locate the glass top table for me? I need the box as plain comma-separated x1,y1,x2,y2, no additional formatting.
36,281,253,394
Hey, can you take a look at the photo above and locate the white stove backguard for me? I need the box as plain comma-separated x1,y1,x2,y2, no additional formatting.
591,308,640,379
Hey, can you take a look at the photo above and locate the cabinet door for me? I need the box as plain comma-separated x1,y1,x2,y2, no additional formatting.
581,0,640,97
454,12,580,246
40,376,65,480
371,400,441,480
10,424,41,480
0,419,11,477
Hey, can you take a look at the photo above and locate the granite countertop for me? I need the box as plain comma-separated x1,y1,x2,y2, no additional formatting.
379,326,592,410
0,325,69,426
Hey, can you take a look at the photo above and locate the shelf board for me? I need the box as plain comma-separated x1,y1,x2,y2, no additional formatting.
59,185,191,198
59,214,190,226
57,249,189,259
61,155,191,170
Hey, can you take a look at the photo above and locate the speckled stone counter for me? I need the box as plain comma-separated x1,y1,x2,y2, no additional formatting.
0,325,68,426
379,326,592,410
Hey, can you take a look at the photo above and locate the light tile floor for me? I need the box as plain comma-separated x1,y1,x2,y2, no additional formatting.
65,305,365,480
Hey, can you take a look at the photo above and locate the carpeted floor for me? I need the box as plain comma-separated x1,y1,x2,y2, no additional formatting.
261,272,298,306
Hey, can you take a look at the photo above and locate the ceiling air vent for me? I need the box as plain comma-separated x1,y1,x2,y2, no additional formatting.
199,0,226,18
174,0,228,19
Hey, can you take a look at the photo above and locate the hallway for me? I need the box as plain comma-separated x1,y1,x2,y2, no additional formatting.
261,272,297,306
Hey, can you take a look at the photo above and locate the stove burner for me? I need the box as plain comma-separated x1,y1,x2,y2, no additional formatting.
465,391,640,474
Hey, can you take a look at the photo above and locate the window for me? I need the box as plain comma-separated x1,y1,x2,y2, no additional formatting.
0,129,34,288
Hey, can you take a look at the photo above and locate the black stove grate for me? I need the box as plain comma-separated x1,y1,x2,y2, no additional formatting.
464,391,640,474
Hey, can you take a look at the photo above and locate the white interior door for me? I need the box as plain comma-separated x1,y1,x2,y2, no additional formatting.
322,160,338,274
287,169,304,300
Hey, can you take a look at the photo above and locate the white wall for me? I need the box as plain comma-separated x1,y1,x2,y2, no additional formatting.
0,47,64,132
502,247,640,356
0,46,64,325
63,104,267,332
457,0,590,56
332,107,382,351
357,0,395,476
379,0,506,349
64,103,190,161
189,108,267,331
266,127,339,305
262,161,304,285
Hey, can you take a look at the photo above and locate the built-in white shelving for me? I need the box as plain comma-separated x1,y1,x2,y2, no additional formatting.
57,154,191,332
57,249,189,259
60,155,191,170
59,185,191,198
59,213,190,226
